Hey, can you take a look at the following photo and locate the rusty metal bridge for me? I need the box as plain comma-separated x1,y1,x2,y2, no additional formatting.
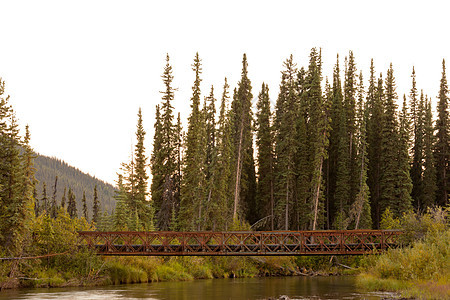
78,230,402,256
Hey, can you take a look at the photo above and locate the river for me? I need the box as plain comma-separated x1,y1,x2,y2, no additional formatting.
0,276,396,299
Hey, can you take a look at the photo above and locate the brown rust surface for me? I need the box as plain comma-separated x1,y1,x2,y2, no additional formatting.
77,230,402,256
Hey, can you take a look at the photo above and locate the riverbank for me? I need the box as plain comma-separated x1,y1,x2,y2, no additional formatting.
356,209,450,300
1,254,360,290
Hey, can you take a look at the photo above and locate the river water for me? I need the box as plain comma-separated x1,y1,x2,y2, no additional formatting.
0,276,396,300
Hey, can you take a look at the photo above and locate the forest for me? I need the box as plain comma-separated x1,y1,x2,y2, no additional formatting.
0,48,449,256
112,49,448,232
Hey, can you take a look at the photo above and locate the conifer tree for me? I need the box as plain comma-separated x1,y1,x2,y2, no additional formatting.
422,97,438,209
172,112,183,229
327,55,344,228
203,86,219,229
0,79,35,255
306,48,329,230
255,82,274,229
150,104,164,220
349,72,371,229
114,174,131,230
179,53,206,230
50,176,58,218
92,185,99,224
411,84,425,209
274,55,298,230
155,54,178,230
82,191,88,220
209,78,234,230
231,54,256,222
133,107,153,229
343,51,358,207
380,64,412,218
67,187,77,218
434,59,449,206
41,182,48,214
367,68,384,227
61,186,67,209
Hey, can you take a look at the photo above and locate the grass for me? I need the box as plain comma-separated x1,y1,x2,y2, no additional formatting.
357,228,450,299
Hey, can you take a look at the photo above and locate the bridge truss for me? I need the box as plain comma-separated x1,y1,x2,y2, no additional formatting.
78,230,402,256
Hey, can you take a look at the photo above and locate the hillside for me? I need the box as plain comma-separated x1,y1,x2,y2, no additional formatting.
34,154,117,219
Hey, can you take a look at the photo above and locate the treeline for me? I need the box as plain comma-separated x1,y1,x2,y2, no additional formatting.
114,49,448,232
34,155,117,219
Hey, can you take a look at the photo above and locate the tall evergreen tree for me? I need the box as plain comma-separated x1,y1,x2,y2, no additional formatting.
422,97,437,209
367,68,384,228
255,83,274,229
179,53,206,230
209,78,234,230
61,186,67,209
306,48,329,230
50,175,58,218
327,55,344,228
380,64,412,218
231,54,256,222
82,191,88,220
150,104,164,222
114,174,131,230
349,72,371,229
67,187,77,218
343,51,358,208
434,59,449,206
172,112,183,230
155,54,178,230
274,55,298,230
133,107,153,229
92,185,99,224
41,182,48,214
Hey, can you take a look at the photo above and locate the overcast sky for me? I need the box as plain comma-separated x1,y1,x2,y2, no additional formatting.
0,0,449,185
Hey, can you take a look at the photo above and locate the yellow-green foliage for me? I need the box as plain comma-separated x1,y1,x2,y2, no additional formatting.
359,207,450,299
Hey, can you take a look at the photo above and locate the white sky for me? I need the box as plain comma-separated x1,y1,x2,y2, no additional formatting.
0,0,449,185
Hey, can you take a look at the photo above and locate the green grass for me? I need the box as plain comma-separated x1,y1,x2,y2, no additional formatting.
358,228,450,299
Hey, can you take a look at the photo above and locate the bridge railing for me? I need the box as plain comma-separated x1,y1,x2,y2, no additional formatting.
77,230,402,256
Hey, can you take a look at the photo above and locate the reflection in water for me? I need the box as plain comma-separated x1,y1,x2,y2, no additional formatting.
0,276,396,300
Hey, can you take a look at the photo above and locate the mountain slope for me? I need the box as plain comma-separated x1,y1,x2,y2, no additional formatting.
34,154,117,219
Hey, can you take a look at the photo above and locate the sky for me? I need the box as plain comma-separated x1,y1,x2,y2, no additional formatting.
0,0,449,185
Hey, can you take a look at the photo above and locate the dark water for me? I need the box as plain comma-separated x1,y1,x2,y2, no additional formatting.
0,276,396,299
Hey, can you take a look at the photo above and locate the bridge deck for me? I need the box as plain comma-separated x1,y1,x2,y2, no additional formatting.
78,230,402,256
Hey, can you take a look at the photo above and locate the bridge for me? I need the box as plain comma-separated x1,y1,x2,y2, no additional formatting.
78,230,402,256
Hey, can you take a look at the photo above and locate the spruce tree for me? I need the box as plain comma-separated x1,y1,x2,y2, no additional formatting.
231,54,256,222
82,191,88,220
67,187,77,218
114,174,131,230
327,55,344,228
209,78,234,230
61,186,67,209
255,82,274,229
380,64,412,218
306,48,329,230
179,53,206,230
434,59,449,206
50,176,58,218
349,72,371,229
422,97,438,209
367,68,384,227
150,104,164,223
343,51,358,208
274,55,298,230
41,182,48,214
92,185,99,224
155,54,178,230
133,107,153,229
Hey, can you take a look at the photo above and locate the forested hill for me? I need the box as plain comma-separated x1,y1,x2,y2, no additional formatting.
34,154,117,219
